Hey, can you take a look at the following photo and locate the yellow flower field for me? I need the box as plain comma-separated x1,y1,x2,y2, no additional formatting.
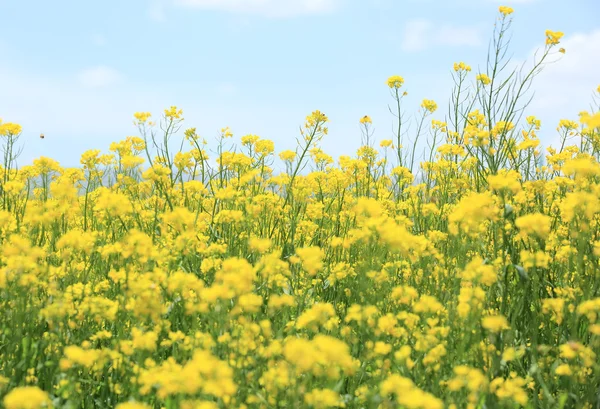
1,6,600,409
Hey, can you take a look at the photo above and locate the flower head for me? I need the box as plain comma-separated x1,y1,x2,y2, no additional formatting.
360,115,372,125
453,62,471,72
482,315,510,333
581,112,600,130
545,30,564,45
421,99,438,113
0,122,22,136
3,387,52,409
133,112,152,124
164,105,183,120
476,73,491,85
387,75,405,89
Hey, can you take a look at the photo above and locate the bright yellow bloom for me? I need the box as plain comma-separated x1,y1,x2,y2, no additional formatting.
360,115,372,124
3,387,52,409
476,73,491,85
115,402,151,409
133,112,152,123
421,99,437,113
279,149,297,161
164,105,183,119
453,62,471,72
482,315,510,333
490,377,528,406
0,122,22,136
515,213,552,239
304,389,345,408
581,112,600,129
220,126,233,138
555,364,572,376
545,30,564,45
386,75,405,89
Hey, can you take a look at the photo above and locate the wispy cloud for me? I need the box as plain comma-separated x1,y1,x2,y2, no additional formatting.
173,0,339,18
78,66,122,88
401,19,483,52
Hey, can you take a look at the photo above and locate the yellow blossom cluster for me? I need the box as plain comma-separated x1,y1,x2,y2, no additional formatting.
1,6,599,409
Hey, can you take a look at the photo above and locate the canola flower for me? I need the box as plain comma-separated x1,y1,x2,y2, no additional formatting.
3,387,51,409
499,6,514,16
1,5,600,409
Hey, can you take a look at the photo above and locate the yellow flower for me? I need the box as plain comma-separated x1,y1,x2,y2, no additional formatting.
386,75,405,89
248,237,272,253
164,105,183,120
545,30,564,45
373,341,392,355
279,150,297,161
131,328,158,352
394,345,412,362
488,170,521,194
515,213,552,240
304,388,345,409
360,115,372,124
453,62,471,72
0,122,22,136
482,315,510,333
133,112,152,124
476,73,491,85
295,246,325,277
381,374,443,409
526,115,541,129
296,302,336,331
241,134,260,146
555,364,572,376
562,157,600,178
116,403,151,409
3,387,52,409
502,348,516,362
581,112,600,129
421,99,437,113
221,126,233,138
306,110,329,126
448,192,498,236
490,377,528,406
499,6,514,16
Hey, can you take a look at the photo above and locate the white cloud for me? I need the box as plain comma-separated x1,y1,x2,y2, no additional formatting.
528,29,600,147
77,66,122,88
438,25,483,47
401,20,432,52
401,19,483,51
173,0,339,18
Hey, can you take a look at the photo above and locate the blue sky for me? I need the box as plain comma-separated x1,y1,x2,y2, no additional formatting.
1,0,599,167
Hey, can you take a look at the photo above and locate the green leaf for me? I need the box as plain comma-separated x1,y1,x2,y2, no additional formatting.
514,264,529,281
